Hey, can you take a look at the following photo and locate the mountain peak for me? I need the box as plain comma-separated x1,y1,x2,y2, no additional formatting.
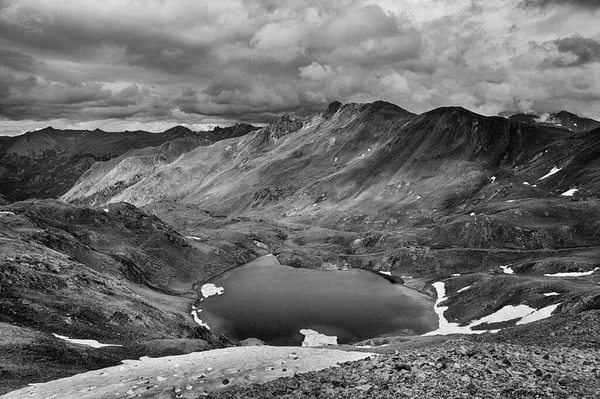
323,101,343,119
164,125,193,135
509,110,600,133
267,115,304,140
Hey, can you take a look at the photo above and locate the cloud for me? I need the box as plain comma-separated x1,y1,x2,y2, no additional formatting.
520,0,600,9
550,36,600,67
0,47,39,71
0,0,600,133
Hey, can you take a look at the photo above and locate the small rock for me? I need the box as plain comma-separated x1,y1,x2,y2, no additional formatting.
395,363,412,371
467,381,478,393
356,384,372,392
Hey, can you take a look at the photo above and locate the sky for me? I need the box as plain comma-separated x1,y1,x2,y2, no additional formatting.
0,0,599,136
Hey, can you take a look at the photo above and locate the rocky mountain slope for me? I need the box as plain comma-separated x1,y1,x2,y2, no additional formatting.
2,101,600,397
0,124,257,201
509,110,600,133
0,199,283,393
61,102,600,276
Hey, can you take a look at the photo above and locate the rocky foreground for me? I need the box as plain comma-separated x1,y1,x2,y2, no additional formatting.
212,339,600,399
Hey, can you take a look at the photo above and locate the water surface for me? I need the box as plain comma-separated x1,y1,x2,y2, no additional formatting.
196,255,437,346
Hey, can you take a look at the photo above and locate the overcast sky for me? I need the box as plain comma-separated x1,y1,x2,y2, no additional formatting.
1,0,599,135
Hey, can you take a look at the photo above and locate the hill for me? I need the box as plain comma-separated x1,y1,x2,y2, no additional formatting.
2,101,600,396
0,124,257,201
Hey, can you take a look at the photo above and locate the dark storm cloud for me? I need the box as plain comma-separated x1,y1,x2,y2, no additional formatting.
0,47,38,71
520,0,600,9
551,36,600,67
0,0,599,132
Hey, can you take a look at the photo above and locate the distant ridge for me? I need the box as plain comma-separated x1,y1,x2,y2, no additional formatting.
0,124,258,201
509,110,600,133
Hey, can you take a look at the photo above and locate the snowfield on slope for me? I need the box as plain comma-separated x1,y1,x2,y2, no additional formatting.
3,346,374,399
52,333,120,348
423,282,560,336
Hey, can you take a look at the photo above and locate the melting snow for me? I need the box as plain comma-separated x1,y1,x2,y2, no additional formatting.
544,267,599,277
201,283,224,298
516,303,561,325
474,305,536,325
543,292,561,297
561,188,578,196
191,306,210,330
423,282,560,336
300,329,338,347
53,333,120,348
500,265,515,275
457,286,471,293
539,166,562,180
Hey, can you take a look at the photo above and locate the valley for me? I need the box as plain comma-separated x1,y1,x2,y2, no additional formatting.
1,101,600,397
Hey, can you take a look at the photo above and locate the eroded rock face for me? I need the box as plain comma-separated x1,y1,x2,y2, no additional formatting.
267,116,304,140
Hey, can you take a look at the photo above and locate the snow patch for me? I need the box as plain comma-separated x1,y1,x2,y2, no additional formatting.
544,267,599,277
0,211,15,216
543,292,561,297
186,236,202,241
102,208,109,213
490,176,496,183
452,274,461,277
423,282,559,336
523,182,530,185
539,166,562,180
500,265,515,274
506,200,516,203
561,188,578,196
422,282,482,336
474,305,536,325
516,303,561,325
300,329,338,347
379,271,392,276
53,333,120,348
457,286,471,293
201,283,224,298
191,308,210,330
470,212,476,216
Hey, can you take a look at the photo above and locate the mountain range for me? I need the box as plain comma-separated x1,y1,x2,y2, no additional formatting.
1,101,600,396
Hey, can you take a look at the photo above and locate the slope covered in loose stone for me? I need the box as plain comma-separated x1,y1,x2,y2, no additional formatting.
60,102,600,276
0,124,257,201
0,198,286,393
